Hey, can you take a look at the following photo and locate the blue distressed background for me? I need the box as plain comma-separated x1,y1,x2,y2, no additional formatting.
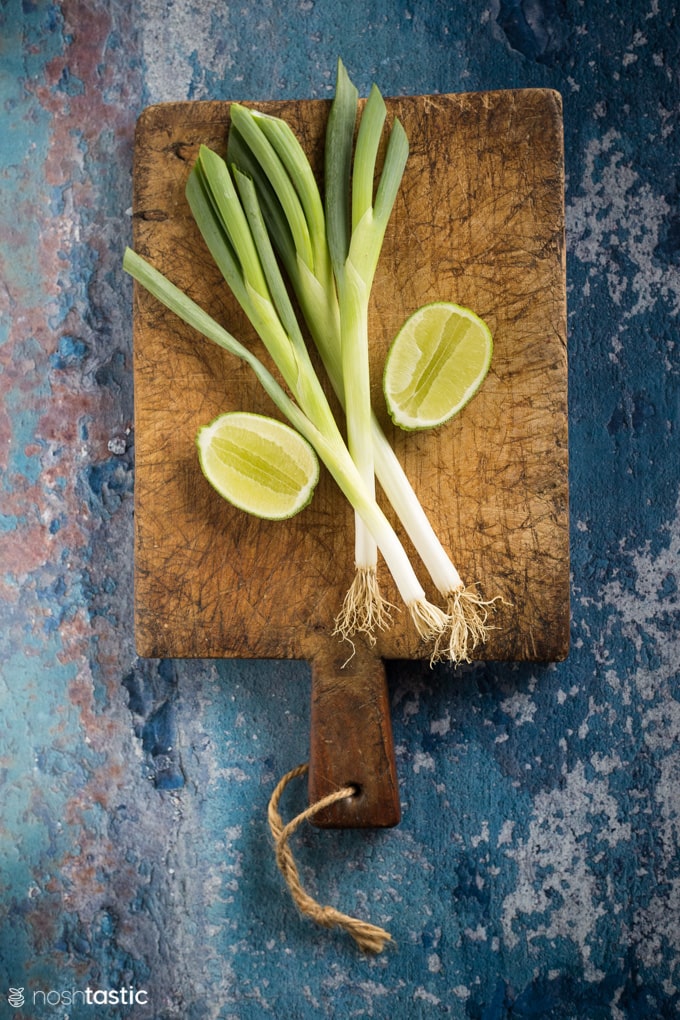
1,1,679,1017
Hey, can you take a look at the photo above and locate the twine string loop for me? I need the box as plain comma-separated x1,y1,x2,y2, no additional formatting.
268,762,393,954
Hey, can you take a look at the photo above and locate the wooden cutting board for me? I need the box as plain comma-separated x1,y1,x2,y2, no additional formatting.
131,89,568,826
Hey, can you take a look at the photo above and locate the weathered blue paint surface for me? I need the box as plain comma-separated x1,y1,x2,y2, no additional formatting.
1,1,679,1016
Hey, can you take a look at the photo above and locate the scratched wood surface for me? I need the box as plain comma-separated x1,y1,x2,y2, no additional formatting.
131,90,568,824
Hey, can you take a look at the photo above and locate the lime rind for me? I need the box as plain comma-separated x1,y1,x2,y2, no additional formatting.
196,411,320,520
383,301,493,431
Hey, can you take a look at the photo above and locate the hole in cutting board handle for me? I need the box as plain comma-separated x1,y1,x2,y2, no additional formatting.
307,642,401,829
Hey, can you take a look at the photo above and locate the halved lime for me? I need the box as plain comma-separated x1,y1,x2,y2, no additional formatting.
383,302,493,430
196,411,319,520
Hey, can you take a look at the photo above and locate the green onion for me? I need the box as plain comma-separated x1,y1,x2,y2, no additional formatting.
125,60,497,662
331,71,409,638
123,154,447,648
225,70,409,639
226,60,494,661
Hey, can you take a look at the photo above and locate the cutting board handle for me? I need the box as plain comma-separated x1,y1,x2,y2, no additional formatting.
308,641,400,828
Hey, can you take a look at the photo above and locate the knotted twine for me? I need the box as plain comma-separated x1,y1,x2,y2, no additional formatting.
267,762,393,954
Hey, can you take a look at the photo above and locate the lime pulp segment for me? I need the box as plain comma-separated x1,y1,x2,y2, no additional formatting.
383,302,493,430
197,411,320,520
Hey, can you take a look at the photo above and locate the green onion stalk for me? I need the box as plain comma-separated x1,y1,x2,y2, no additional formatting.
224,60,495,662
324,70,404,640
221,99,392,639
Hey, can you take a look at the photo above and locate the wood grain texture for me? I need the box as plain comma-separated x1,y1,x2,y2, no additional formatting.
308,641,400,828
132,88,568,664
131,90,568,825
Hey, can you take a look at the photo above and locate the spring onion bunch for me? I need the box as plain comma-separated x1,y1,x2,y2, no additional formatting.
124,59,496,662
123,141,448,653
224,60,495,660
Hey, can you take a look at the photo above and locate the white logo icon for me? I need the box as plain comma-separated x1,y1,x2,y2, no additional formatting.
8,988,25,1008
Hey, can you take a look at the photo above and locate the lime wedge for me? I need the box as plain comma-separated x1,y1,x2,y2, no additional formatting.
383,302,493,430
196,411,319,520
